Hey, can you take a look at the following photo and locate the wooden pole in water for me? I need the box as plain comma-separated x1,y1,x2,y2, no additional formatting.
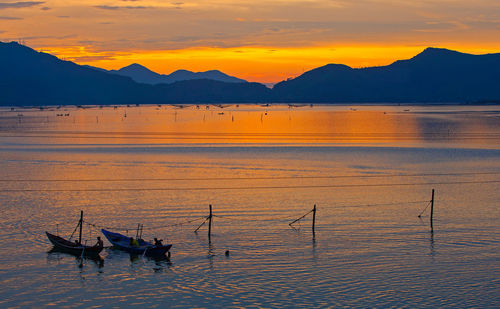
312,204,316,233
430,189,435,225
208,204,213,241
78,210,83,245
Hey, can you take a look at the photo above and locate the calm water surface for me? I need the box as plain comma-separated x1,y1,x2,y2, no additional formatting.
0,104,499,308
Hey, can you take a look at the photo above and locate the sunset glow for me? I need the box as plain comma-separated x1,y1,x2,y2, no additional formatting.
1,0,500,83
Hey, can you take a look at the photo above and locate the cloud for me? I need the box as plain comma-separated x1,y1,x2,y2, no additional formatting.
0,15,23,19
93,5,150,10
40,6,50,10
5,34,77,41
169,35,204,42
413,20,470,33
66,54,117,62
0,1,44,9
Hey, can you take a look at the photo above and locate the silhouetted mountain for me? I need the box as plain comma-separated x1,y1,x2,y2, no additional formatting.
81,64,111,73
160,79,269,103
0,42,268,105
1,42,499,105
110,63,165,84
164,69,247,84
0,42,155,106
88,63,248,85
273,47,500,103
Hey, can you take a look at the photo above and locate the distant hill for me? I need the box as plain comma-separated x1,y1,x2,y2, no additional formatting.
87,63,247,85
160,79,268,103
272,47,500,103
0,42,268,105
1,42,499,105
0,42,154,106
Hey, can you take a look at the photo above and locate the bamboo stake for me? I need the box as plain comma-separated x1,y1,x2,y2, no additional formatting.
312,204,316,233
208,204,213,241
78,210,83,245
430,189,435,224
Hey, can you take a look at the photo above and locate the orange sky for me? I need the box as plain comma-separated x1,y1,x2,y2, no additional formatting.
1,0,500,83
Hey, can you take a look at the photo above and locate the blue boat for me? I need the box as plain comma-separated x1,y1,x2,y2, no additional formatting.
101,229,172,256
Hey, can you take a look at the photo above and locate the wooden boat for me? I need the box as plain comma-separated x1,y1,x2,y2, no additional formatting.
45,211,103,256
46,232,103,255
101,229,172,256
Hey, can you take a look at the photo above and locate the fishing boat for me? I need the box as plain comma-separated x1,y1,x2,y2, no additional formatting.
45,211,103,256
101,229,172,256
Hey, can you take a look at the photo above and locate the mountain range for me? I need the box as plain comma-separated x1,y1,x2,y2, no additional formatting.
1,41,499,105
84,63,247,85
0,42,268,105
273,47,500,103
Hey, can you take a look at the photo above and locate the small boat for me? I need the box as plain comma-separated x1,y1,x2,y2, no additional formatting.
101,229,172,256
46,232,103,255
46,211,103,256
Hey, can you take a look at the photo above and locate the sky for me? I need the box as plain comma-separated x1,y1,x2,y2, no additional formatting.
1,0,500,83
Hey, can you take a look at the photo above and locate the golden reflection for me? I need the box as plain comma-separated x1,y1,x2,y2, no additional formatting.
2,105,499,147
0,105,419,145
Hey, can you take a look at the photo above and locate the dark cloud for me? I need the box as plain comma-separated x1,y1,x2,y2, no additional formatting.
0,1,44,9
57,15,69,18
67,54,117,62
170,35,203,42
0,16,23,19
4,34,77,41
78,40,98,45
94,5,149,10
40,6,50,10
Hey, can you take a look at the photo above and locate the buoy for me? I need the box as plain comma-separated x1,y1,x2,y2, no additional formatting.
225,250,230,256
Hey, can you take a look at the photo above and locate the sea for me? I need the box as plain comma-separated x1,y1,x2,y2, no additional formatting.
0,104,499,308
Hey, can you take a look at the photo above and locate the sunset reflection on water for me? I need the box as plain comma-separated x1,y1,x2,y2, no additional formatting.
0,104,499,308
1,104,499,148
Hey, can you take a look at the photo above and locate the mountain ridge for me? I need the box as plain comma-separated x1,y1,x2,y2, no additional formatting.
1,42,500,105
272,47,500,103
88,62,248,85
0,42,269,105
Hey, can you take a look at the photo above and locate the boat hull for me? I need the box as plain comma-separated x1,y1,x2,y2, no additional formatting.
101,229,171,256
46,232,103,255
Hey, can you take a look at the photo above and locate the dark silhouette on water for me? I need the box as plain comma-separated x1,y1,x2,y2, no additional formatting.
154,238,163,246
101,229,172,256
45,211,103,256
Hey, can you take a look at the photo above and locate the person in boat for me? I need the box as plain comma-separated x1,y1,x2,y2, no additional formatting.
95,236,103,248
129,237,139,247
74,239,81,246
154,238,163,246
